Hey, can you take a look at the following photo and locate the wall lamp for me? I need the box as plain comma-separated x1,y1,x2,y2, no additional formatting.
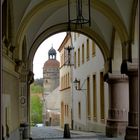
73,78,86,90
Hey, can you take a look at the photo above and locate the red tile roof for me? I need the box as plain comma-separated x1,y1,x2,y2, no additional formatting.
43,59,60,68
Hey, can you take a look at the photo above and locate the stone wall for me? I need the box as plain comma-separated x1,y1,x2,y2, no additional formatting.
2,55,20,139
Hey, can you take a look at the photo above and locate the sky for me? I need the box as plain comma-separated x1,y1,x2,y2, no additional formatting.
33,32,66,79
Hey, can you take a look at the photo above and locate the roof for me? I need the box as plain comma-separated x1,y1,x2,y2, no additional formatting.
48,47,56,55
43,59,60,69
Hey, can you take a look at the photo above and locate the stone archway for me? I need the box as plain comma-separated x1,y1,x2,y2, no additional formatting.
27,24,110,72
15,0,129,61
2,0,139,139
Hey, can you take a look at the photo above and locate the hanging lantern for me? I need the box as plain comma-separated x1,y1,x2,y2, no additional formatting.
68,0,91,29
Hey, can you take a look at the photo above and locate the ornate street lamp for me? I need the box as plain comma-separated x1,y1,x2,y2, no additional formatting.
73,78,87,90
68,0,91,29
73,78,80,90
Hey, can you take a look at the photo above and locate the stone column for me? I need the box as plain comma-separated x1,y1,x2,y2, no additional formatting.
27,70,34,138
121,60,138,140
104,72,129,137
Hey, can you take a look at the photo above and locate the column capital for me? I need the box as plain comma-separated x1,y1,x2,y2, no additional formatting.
104,72,128,83
121,59,138,76
15,59,23,73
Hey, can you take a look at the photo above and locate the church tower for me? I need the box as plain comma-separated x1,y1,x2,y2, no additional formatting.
43,46,60,95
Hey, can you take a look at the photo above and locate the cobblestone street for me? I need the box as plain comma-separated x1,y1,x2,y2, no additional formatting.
31,126,124,140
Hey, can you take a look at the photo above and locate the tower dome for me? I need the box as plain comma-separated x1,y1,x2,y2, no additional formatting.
43,59,60,69
48,46,56,59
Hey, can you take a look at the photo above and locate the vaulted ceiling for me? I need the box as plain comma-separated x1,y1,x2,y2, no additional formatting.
5,0,138,61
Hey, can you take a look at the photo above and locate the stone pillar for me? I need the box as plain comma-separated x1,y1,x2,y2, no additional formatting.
27,71,34,137
121,60,138,140
104,72,129,137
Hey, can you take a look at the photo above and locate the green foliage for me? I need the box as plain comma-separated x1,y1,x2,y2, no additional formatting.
30,83,43,93
30,79,43,124
30,96,43,124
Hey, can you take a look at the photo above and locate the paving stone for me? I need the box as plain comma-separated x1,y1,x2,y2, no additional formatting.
31,126,124,140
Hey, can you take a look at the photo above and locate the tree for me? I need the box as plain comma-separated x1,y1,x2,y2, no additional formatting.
30,96,43,125
30,83,43,93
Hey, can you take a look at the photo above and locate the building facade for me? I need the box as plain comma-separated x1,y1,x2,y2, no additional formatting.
72,33,109,132
59,32,129,134
1,0,138,140
58,33,73,128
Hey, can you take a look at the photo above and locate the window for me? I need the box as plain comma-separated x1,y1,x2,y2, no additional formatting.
62,76,64,89
68,73,69,87
74,51,76,68
86,39,89,61
100,72,105,121
87,77,91,119
78,102,81,119
60,55,62,67
61,77,63,89
82,44,84,64
64,75,66,89
78,48,80,67
65,105,67,116
67,105,69,117
92,41,96,56
61,77,62,89
61,102,64,127
66,74,67,88
93,75,97,120
61,53,64,66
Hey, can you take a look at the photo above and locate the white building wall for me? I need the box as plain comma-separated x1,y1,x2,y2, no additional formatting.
58,34,73,128
72,33,109,132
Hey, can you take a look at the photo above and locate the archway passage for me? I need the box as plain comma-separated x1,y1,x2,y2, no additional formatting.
29,31,117,139
1,0,139,140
